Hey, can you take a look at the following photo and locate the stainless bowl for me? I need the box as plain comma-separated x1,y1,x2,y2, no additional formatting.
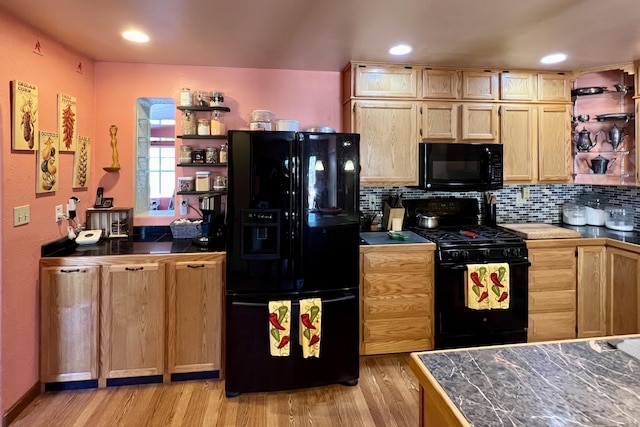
305,126,336,133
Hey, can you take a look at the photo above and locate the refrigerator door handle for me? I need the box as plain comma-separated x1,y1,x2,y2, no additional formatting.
230,294,356,308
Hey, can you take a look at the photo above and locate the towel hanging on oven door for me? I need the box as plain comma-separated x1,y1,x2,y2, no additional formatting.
488,263,510,309
465,263,510,310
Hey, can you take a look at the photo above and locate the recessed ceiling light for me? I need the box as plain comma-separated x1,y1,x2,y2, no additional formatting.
389,44,412,56
540,53,567,64
122,30,149,43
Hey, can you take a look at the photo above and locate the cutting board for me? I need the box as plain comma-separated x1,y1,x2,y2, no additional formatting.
498,223,581,240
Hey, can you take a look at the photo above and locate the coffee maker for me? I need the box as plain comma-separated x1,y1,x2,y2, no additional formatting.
193,194,226,250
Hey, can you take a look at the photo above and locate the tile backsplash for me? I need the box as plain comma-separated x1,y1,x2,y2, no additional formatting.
360,184,640,229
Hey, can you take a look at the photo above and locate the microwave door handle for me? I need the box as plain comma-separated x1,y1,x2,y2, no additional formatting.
484,148,493,180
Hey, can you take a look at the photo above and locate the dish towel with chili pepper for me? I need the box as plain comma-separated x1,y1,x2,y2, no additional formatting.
299,298,322,358
465,264,491,310
268,300,291,357
488,263,510,309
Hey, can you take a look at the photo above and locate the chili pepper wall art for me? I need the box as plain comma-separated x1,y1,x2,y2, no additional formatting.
37,131,59,193
73,136,91,189
268,301,291,357
11,80,39,151
58,93,77,152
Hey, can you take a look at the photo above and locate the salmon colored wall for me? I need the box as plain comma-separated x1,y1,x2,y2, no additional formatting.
94,63,342,225
0,8,96,413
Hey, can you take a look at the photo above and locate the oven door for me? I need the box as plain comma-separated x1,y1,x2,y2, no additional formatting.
434,259,529,349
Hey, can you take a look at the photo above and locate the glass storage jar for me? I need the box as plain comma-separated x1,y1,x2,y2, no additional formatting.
180,88,192,106
197,118,211,136
195,171,211,191
219,143,228,164
179,145,193,164
210,110,226,135
585,196,606,226
562,202,586,226
181,111,197,135
205,147,219,164
605,205,634,231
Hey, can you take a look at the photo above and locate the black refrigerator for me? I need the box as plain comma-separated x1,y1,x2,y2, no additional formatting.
225,130,360,397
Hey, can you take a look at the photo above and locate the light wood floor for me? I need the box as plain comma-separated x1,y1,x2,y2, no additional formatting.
11,354,419,427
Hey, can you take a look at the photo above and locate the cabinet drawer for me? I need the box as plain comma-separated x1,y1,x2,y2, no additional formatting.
362,251,431,273
528,311,576,342
363,317,431,343
529,268,575,292
363,296,431,319
528,248,576,269
529,290,576,313
363,273,432,297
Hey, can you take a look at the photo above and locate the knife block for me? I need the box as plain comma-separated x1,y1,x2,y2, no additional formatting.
382,203,405,231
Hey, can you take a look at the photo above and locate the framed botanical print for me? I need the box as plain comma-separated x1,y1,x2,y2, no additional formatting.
58,93,77,152
73,135,91,188
11,80,39,151
37,131,59,193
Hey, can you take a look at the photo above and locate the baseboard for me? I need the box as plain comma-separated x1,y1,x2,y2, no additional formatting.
2,382,40,426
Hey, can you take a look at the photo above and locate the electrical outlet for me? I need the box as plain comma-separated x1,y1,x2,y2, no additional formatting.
521,186,530,199
55,204,64,222
13,205,30,226
180,198,188,215
368,195,376,210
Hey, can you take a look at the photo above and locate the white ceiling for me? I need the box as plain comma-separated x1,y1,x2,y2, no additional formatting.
3,0,640,73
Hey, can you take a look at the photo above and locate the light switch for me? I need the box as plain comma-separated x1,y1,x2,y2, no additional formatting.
13,205,30,226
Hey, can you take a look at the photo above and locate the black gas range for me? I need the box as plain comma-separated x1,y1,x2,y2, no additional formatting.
404,197,530,349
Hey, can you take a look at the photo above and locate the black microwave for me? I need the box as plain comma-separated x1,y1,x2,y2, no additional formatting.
418,142,503,191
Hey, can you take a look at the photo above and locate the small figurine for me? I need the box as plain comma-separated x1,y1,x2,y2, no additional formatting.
109,124,120,169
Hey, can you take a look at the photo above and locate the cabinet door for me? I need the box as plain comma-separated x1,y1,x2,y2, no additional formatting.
500,72,535,101
538,104,572,182
40,265,99,383
422,69,459,99
608,248,640,335
166,260,223,376
537,73,571,102
461,71,499,100
460,103,499,141
421,102,458,140
500,104,536,182
577,246,607,338
354,64,418,98
101,263,165,382
353,101,419,185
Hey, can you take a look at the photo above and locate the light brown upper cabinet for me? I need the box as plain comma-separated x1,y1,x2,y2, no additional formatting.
351,64,419,99
422,69,459,99
500,72,536,101
538,73,571,102
348,100,420,186
461,71,499,100
500,104,537,182
422,102,499,142
538,104,573,182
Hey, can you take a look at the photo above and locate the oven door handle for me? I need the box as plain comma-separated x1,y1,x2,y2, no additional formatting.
442,260,531,271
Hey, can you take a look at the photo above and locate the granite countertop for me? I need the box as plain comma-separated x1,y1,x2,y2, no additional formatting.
41,226,223,257
561,224,640,244
415,336,640,426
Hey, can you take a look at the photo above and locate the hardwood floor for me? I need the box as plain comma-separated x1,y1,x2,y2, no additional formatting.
10,354,419,427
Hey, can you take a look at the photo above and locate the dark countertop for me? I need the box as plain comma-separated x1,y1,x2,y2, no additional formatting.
414,336,640,426
561,224,640,245
360,230,431,245
41,226,223,257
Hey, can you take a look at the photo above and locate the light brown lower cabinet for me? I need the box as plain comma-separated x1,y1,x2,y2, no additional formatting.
39,253,225,388
100,262,165,385
608,247,640,335
360,245,435,355
166,259,223,378
40,265,99,384
577,246,607,337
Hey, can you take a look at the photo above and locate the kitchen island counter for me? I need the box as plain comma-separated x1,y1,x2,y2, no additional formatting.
410,335,640,427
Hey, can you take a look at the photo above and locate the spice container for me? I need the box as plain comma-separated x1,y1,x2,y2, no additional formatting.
211,110,226,135
177,176,195,192
197,118,211,135
195,171,211,191
181,111,197,135
219,143,228,164
180,88,192,106
205,147,219,164
210,91,224,107
179,145,193,164
192,148,205,164
213,175,227,190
